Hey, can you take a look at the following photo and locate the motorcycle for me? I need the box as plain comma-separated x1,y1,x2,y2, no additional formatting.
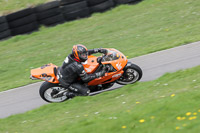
30,48,142,103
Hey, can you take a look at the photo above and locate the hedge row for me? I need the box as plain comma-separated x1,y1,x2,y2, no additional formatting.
0,0,142,41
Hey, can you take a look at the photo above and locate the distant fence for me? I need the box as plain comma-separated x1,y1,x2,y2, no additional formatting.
0,0,142,41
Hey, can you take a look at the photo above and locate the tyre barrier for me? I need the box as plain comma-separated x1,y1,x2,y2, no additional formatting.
39,14,65,26
89,0,115,13
34,1,65,26
6,8,39,36
60,0,83,6
0,16,11,40
0,0,142,41
113,0,142,5
60,0,90,21
86,0,108,7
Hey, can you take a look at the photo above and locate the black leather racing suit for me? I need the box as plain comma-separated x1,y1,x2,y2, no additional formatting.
57,49,105,96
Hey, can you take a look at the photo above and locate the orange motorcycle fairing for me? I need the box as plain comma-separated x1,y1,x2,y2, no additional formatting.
82,55,99,73
31,63,59,83
88,70,124,86
87,48,128,86
101,48,128,71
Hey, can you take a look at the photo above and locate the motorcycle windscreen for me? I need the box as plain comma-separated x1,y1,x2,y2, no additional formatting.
30,63,59,83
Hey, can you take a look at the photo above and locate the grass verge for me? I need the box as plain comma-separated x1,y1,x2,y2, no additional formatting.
0,65,200,133
0,0,200,91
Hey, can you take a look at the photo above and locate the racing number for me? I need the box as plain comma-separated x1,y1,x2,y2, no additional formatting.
40,73,52,81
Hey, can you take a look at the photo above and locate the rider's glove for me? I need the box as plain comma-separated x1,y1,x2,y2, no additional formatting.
95,69,106,78
98,48,108,54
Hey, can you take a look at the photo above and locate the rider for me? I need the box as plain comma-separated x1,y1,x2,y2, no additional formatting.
57,44,107,98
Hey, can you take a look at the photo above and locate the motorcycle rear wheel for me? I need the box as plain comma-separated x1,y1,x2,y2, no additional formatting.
39,81,69,103
116,63,142,85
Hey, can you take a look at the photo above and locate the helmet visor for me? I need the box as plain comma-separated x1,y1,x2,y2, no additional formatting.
80,52,88,60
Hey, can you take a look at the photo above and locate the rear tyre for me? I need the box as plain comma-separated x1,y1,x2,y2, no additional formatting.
116,63,142,85
39,81,69,103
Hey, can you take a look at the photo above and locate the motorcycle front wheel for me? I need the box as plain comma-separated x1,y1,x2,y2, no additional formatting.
39,81,69,103
116,63,142,85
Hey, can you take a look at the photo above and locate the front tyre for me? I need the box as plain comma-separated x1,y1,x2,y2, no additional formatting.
39,81,68,103
116,63,142,85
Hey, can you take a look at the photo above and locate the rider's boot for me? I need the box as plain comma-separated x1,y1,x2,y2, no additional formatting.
65,92,76,99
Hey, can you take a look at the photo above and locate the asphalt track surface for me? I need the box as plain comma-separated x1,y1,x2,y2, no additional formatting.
0,41,200,119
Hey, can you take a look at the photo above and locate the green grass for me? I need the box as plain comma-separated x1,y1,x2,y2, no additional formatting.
0,0,49,15
1,0,200,91
0,65,200,133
